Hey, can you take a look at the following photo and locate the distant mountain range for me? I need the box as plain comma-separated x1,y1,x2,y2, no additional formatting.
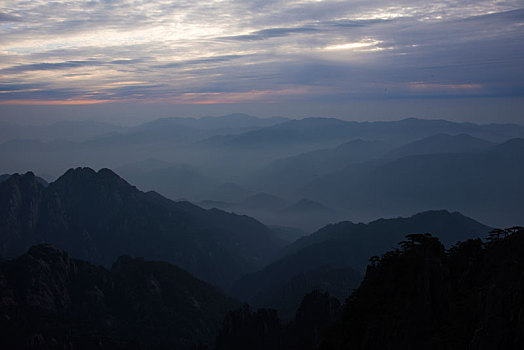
302,138,524,226
199,194,340,232
2,116,523,230
203,117,524,150
0,244,238,349
231,210,492,316
0,168,284,289
3,115,523,179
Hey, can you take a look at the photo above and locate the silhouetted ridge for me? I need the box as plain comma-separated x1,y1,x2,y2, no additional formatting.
217,228,524,349
0,171,49,187
0,167,284,289
215,290,342,350
0,244,238,349
231,210,491,311
285,210,491,259
53,167,132,191
321,228,524,349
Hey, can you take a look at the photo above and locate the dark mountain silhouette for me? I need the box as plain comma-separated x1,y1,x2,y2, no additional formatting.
218,228,524,350
215,305,282,350
232,211,491,305
321,228,524,349
282,210,491,259
215,290,342,350
304,138,524,227
0,168,284,289
0,173,49,186
250,266,360,322
0,244,238,349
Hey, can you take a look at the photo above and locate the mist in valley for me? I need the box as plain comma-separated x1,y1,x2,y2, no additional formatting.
2,114,523,232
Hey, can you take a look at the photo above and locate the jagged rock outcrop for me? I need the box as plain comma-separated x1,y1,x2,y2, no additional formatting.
215,304,282,350
282,290,342,350
0,244,238,349
215,290,341,350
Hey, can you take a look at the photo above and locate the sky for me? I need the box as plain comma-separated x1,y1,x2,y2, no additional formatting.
0,0,523,124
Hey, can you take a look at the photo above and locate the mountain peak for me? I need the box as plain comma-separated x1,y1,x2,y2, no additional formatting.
26,243,69,262
97,167,124,180
0,171,45,191
54,167,130,188
59,166,97,179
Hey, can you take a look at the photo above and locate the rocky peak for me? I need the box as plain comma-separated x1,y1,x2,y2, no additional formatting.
3,244,77,313
1,244,239,349
294,290,341,329
53,167,130,191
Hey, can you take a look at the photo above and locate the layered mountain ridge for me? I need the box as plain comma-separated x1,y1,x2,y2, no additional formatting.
0,167,284,289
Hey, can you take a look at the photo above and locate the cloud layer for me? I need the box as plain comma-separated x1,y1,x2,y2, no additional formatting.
0,0,523,106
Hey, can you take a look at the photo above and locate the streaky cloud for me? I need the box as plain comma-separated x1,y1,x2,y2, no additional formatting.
219,26,319,41
155,55,245,69
0,12,21,22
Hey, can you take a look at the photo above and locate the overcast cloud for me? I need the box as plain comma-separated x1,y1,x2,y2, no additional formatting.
0,0,522,122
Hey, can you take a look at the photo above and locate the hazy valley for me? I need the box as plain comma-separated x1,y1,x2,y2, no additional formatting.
1,113,523,349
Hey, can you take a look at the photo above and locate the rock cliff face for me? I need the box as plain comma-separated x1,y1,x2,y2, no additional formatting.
0,168,284,288
0,244,238,349
321,229,524,350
